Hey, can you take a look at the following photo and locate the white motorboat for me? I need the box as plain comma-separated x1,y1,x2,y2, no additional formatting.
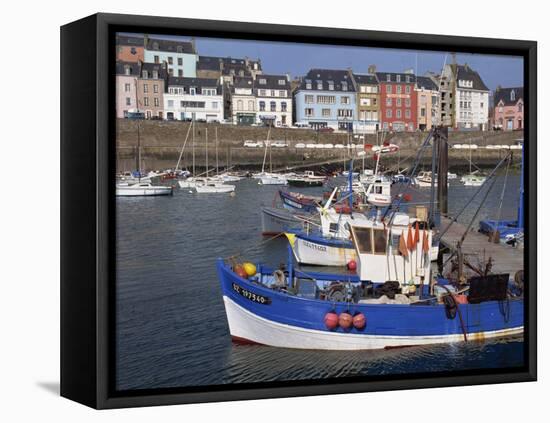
259,174,288,185
461,173,486,186
116,182,173,197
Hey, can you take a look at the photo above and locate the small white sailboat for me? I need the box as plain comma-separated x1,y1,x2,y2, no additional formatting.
461,139,487,186
116,182,173,197
115,119,172,197
194,128,236,194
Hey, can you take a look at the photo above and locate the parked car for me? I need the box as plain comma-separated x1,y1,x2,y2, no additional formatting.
271,141,288,148
295,143,306,149
243,140,263,148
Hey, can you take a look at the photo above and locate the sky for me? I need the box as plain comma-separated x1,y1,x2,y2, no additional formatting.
131,33,524,91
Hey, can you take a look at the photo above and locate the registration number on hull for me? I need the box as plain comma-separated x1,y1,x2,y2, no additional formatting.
232,283,271,305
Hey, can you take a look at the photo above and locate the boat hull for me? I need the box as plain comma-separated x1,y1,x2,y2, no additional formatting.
115,186,173,196
290,232,356,267
217,261,523,350
195,184,235,193
261,207,306,236
279,190,318,213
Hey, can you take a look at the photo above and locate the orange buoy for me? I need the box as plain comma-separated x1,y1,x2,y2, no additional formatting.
243,262,257,277
352,312,366,330
347,260,357,271
234,264,248,279
324,312,339,330
338,312,353,329
403,193,412,202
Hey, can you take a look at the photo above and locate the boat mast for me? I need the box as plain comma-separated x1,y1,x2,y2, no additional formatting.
192,116,196,176
261,126,271,173
215,126,219,176
205,127,209,179
134,78,141,182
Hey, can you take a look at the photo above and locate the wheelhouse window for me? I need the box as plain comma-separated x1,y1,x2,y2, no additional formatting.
372,229,387,254
354,227,373,254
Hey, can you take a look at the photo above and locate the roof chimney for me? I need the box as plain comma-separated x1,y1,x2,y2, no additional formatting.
368,64,376,74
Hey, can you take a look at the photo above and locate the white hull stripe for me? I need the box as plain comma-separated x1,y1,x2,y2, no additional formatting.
223,296,523,351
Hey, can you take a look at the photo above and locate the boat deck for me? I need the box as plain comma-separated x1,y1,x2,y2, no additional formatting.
438,216,524,277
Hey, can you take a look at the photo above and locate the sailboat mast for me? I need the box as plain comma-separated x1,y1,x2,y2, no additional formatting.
215,126,219,176
137,120,141,182
205,127,209,178
192,117,196,176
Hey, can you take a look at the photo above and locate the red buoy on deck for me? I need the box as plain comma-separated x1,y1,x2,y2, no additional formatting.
324,312,339,330
403,193,412,202
338,312,353,329
347,260,357,271
353,313,366,330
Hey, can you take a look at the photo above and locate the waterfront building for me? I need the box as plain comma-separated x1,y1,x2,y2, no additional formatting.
294,69,357,132
493,87,524,130
115,61,141,118
438,63,490,130
116,35,144,62
144,37,197,78
136,62,168,119
415,76,440,130
352,72,380,133
163,77,224,122
230,76,257,125
254,74,292,127
197,56,262,82
376,72,417,132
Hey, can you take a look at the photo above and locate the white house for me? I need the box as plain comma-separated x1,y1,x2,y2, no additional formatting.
163,77,224,122
441,64,490,130
253,74,292,127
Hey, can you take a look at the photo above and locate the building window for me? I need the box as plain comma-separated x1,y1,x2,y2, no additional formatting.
421,108,426,117
168,57,173,65
386,109,392,118
153,84,159,93
341,82,348,91
270,101,276,111
281,102,287,112
154,98,159,107
259,89,266,97
305,95,314,104
152,70,158,79
328,81,334,91
126,97,131,106
396,98,402,107
167,100,174,108
154,55,159,63
278,79,286,85
405,86,411,94
279,90,286,97
386,98,392,107
124,83,131,92
337,109,353,118
190,87,196,95
341,96,350,104
237,100,243,110
259,78,267,85
396,85,402,94
178,57,183,66
386,74,391,82
396,75,401,83
248,100,254,110
317,95,336,104
316,81,322,90
405,109,411,119
178,69,183,77
168,69,173,76
143,84,148,93
142,70,148,79
405,98,411,107
212,102,218,109
124,66,131,75
144,97,149,106
259,101,266,111
386,85,392,94
271,90,275,97
305,108,314,117
305,80,312,89
322,108,331,117
396,109,402,118
518,102,522,112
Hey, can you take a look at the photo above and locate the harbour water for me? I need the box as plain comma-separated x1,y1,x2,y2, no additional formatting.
116,175,523,391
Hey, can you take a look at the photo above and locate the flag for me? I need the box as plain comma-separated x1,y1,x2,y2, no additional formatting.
414,221,420,245
407,224,414,251
399,231,409,257
422,230,430,253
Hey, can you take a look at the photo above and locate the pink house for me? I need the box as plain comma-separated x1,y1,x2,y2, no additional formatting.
116,61,141,118
493,87,523,130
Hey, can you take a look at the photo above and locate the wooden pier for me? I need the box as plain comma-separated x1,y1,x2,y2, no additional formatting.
438,216,523,277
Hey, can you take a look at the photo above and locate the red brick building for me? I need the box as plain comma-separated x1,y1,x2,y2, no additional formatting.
116,35,144,63
376,72,418,132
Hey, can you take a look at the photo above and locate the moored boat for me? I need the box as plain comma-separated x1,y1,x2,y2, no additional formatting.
116,182,173,197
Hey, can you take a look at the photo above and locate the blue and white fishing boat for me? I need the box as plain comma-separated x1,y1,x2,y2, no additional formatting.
279,190,321,214
217,225,523,350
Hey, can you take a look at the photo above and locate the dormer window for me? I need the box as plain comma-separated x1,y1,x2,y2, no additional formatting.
328,81,334,91
259,78,267,85
317,81,323,90
386,74,391,82
396,75,401,83
305,79,312,90
152,42,159,50
278,79,285,85
152,70,158,79
341,81,348,91
124,65,131,76
190,87,196,95
510,90,516,101
406,75,411,83
177,46,183,53
142,70,148,79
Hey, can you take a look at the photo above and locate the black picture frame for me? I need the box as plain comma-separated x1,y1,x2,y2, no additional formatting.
60,12,537,409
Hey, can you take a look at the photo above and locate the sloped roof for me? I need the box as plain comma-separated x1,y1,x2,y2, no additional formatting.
352,73,378,85
456,64,489,91
416,76,438,91
375,72,416,84
115,61,140,76
254,74,291,91
146,38,196,54
116,35,144,47
167,77,222,94
299,69,355,91
494,87,524,106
